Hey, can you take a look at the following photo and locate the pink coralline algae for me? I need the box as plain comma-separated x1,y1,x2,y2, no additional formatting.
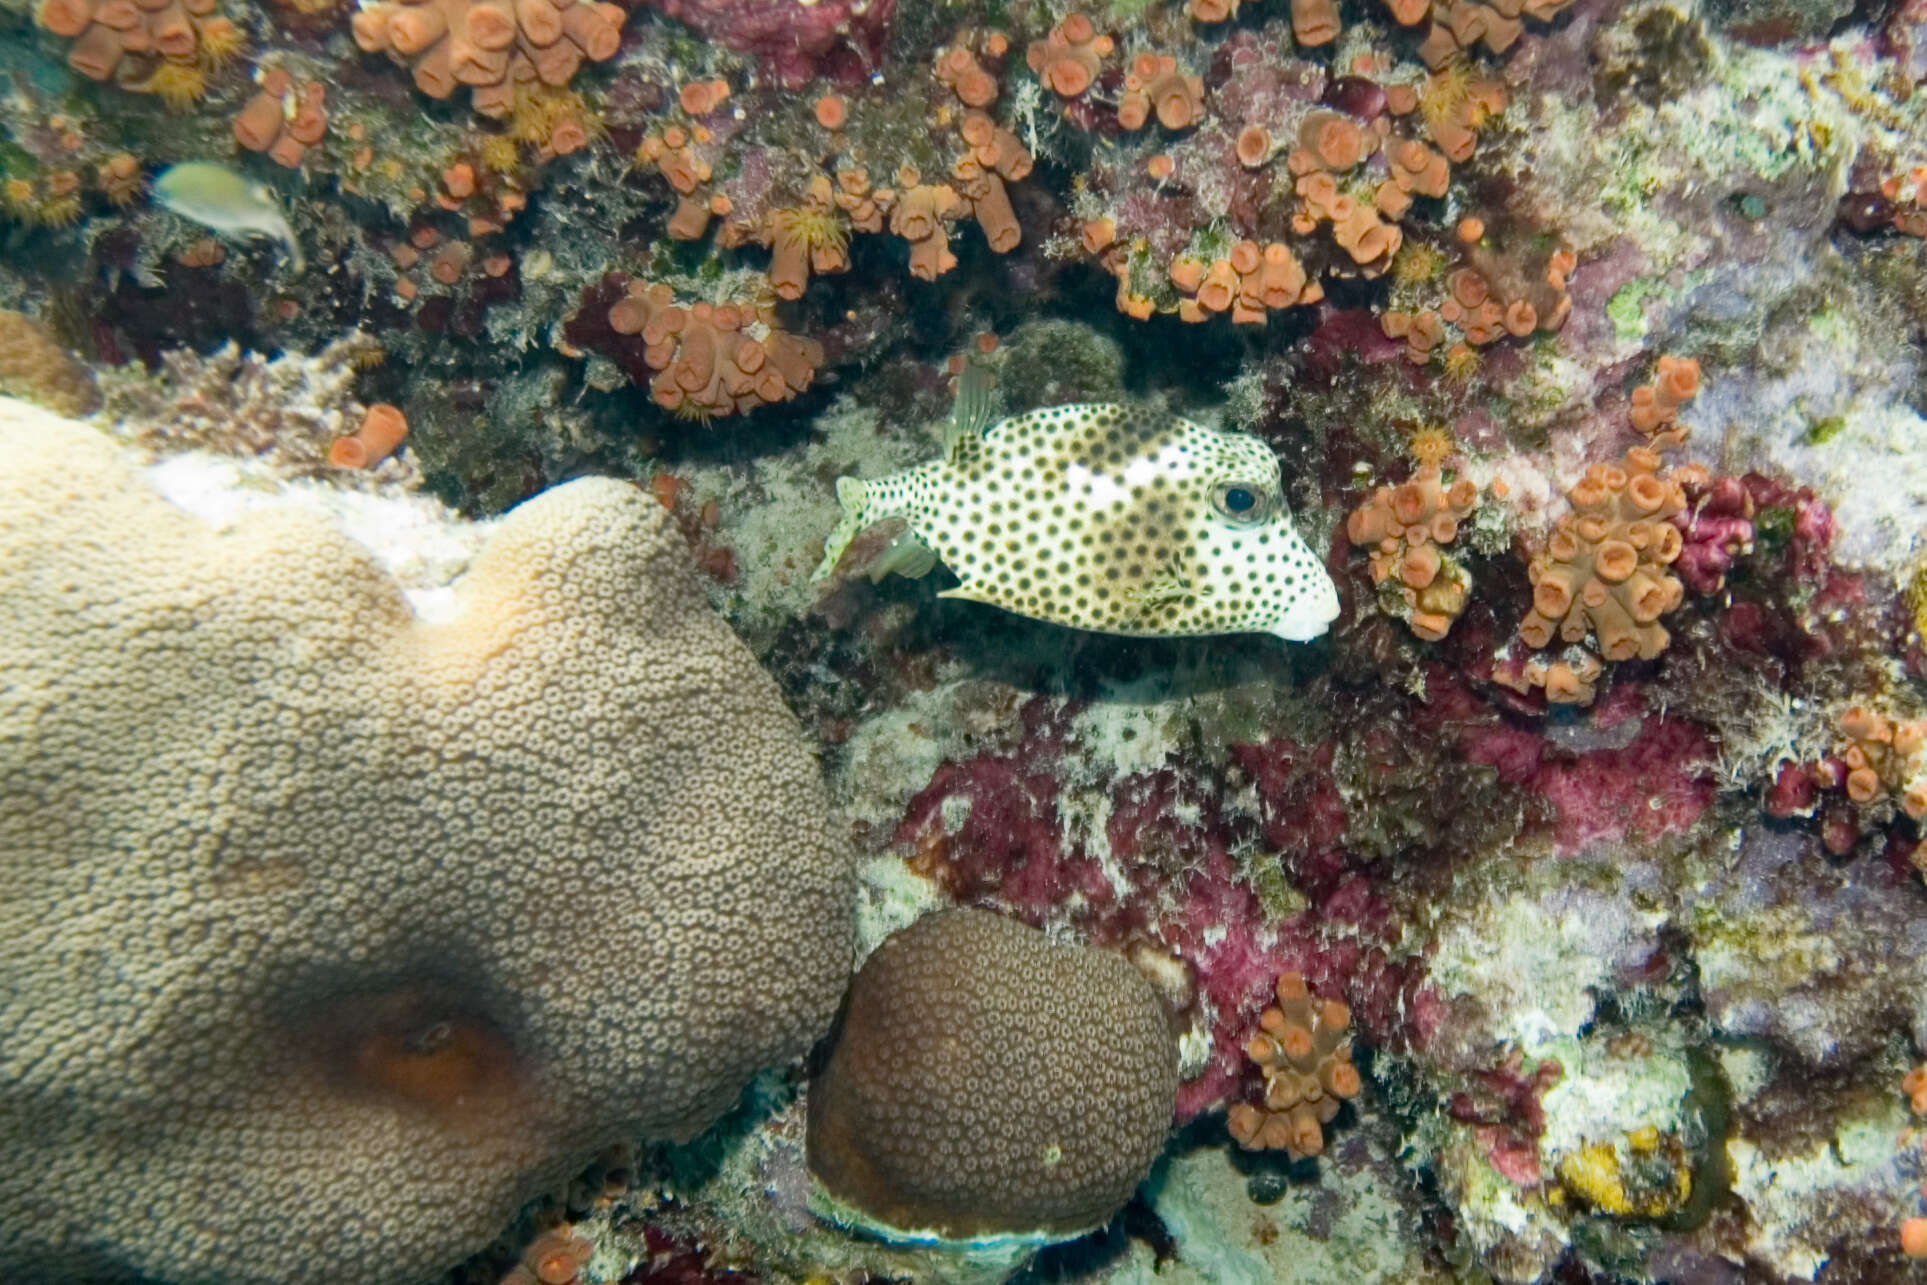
1670,469,1755,596
644,0,897,87
890,701,1440,1125
1445,1049,1564,1186
1531,715,1716,856
1711,476,1849,666
1456,681,1716,857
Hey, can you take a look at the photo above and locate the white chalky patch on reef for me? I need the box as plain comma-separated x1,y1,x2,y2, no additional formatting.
144,451,486,618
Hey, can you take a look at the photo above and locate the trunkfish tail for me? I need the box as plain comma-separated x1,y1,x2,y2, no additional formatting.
813,476,874,581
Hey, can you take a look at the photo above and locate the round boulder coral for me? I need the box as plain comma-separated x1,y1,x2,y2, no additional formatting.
0,400,852,1284
806,908,1177,1241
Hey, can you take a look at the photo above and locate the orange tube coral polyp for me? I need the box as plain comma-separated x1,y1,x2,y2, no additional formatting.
330,402,410,469
1593,540,1637,583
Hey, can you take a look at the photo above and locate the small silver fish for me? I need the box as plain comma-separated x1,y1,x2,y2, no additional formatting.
154,162,304,273
814,367,1341,641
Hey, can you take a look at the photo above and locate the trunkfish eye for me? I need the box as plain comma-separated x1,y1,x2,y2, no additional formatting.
1213,482,1268,521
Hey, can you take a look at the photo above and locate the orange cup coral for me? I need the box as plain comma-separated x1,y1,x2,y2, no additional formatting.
1518,447,1688,665
1227,972,1362,1159
350,0,625,118
604,281,824,420
1117,53,1204,130
1025,13,1110,98
1347,463,1479,640
328,403,410,468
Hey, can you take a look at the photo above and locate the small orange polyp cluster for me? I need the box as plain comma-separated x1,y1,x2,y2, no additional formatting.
1380,308,1447,362
1905,1067,1927,1259
1118,52,1205,131
954,121,1030,253
1443,265,1538,341
36,0,237,94
831,167,888,234
635,124,717,240
97,153,143,205
1276,110,1406,270
1379,137,1450,214
1290,109,1376,173
1381,246,1572,362
676,76,728,116
605,281,824,420
1415,62,1507,162
3,170,86,227
1167,240,1320,324
1026,12,1110,98
1518,649,1606,705
760,175,850,299
1226,972,1362,1159
429,159,528,234
931,36,1033,264
1347,464,1479,640
1294,170,1403,268
1289,0,1343,44
505,83,598,160
1882,168,1927,238
350,0,624,118
890,179,964,280
1518,446,1689,667
709,43,1031,298
1834,707,1927,819
234,69,327,168
1383,0,1577,69
328,403,409,469
1904,1065,1927,1113
936,42,1000,107
1629,355,1701,444
499,1226,595,1285
1235,124,1274,168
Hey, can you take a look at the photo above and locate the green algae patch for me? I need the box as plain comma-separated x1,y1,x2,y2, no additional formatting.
1802,415,1847,445
1608,281,1659,342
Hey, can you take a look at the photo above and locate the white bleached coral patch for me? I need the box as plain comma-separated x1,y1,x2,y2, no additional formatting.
143,451,487,620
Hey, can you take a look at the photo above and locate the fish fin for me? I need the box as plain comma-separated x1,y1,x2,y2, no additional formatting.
1127,576,1188,607
812,476,872,582
273,214,305,273
942,359,998,466
936,581,1003,606
1123,569,1204,621
868,532,937,582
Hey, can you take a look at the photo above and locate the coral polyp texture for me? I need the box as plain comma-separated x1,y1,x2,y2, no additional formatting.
1827,705,1927,820
0,400,851,1284
1227,971,1362,1158
573,276,825,419
1347,461,1479,639
1514,447,1689,699
35,0,240,99
350,0,626,117
233,68,328,169
805,909,1178,1241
